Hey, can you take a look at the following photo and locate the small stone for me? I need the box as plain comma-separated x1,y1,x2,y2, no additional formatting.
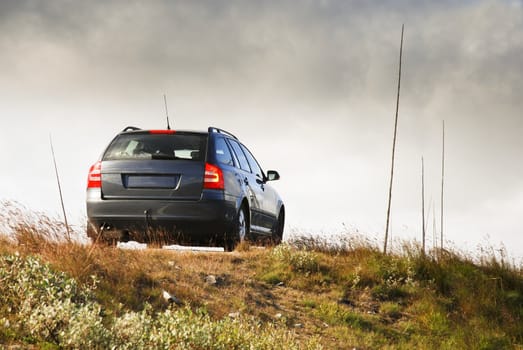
162,290,172,301
205,275,217,285
162,290,182,305
275,313,283,319
294,323,303,328
228,312,240,318
276,281,284,287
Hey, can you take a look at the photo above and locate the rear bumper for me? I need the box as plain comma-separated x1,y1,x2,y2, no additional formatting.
86,189,237,243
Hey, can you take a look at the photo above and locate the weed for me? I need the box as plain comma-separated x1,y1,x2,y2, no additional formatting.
301,299,317,308
272,244,319,273
380,302,402,320
371,284,410,301
2,202,523,349
235,240,252,252
315,302,373,330
259,270,288,285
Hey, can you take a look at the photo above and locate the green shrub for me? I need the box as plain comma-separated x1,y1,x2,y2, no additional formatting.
0,253,321,349
272,244,319,273
0,253,110,348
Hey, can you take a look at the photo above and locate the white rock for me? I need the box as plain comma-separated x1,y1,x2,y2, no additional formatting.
162,290,181,305
162,245,225,252
117,241,147,250
205,275,217,285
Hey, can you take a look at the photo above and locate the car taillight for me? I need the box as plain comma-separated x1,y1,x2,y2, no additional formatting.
203,163,224,190
87,161,102,189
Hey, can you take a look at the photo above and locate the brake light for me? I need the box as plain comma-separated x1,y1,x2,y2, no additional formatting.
149,130,176,134
87,161,102,189
204,163,224,190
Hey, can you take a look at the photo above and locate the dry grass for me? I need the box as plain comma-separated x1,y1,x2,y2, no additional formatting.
1,201,523,349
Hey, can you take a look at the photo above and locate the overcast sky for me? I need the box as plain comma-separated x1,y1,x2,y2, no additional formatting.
1,0,522,259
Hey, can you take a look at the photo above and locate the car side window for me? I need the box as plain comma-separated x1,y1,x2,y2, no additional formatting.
214,137,234,166
228,139,251,172
241,144,264,179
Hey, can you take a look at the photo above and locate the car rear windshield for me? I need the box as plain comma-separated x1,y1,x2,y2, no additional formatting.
103,133,207,161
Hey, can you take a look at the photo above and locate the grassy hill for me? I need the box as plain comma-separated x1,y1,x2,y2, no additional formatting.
1,211,522,349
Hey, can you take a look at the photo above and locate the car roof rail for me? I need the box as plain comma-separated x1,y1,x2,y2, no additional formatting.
208,126,238,140
122,126,141,132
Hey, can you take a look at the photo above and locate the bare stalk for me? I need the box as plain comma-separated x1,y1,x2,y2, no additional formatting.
440,120,445,251
384,24,404,254
50,134,71,241
433,200,437,251
421,156,426,255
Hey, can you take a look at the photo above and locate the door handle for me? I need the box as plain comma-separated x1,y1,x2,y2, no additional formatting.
256,178,265,190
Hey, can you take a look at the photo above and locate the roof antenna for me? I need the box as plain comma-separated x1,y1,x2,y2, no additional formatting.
163,94,172,130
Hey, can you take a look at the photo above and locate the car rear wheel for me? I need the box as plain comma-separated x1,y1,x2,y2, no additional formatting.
225,205,249,251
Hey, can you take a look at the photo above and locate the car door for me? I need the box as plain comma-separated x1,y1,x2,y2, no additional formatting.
212,136,242,202
227,139,265,232
238,142,277,235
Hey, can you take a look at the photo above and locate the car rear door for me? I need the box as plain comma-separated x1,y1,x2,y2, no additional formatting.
100,132,207,201
227,139,265,231
239,143,279,234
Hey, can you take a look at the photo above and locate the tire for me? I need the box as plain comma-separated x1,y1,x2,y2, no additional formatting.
225,205,249,251
272,209,285,245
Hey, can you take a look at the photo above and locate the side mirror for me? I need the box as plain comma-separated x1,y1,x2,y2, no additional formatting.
266,170,280,181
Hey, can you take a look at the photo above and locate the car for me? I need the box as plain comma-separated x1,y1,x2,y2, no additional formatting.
86,126,284,250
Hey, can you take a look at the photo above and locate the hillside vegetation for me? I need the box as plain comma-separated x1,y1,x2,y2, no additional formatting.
1,206,523,349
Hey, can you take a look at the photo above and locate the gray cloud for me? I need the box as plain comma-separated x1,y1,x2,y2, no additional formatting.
5,0,520,108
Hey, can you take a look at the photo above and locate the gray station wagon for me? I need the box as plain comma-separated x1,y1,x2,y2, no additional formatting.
86,126,284,250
